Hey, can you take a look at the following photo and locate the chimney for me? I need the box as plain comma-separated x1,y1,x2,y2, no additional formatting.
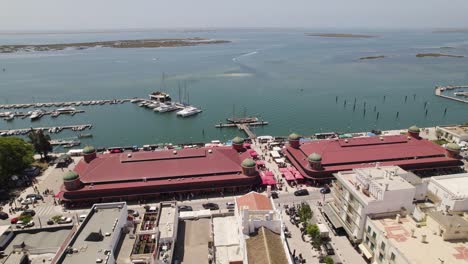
421,234,427,243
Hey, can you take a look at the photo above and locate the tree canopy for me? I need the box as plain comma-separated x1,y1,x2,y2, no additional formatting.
0,137,34,182
298,203,313,224
28,129,52,159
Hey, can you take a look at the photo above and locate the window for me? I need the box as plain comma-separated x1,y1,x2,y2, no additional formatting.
365,236,369,244
390,252,396,261
379,253,384,262
370,242,375,251
381,242,386,251
372,231,377,239
367,226,371,234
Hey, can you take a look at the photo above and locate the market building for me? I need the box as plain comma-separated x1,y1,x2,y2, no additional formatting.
283,126,463,183
59,143,260,205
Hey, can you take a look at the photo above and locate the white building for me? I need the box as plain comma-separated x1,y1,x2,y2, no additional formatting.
427,173,468,212
362,212,468,264
234,191,293,264
55,202,128,264
437,125,468,144
326,166,416,243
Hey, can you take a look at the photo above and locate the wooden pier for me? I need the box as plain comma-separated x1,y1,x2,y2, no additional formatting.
215,121,269,139
435,85,468,104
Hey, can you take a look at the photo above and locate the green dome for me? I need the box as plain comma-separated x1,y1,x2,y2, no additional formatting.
446,143,461,152
63,171,79,181
241,158,256,168
232,136,245,144
308,153,322,162
288,133,302,140
408,126,420,133
83,146,96,154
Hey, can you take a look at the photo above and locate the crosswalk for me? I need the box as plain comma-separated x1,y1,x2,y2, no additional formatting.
32,204,63,217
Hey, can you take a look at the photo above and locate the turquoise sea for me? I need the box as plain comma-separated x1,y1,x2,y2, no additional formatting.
0,29,467,148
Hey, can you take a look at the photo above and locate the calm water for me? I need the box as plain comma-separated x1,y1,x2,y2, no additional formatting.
0,29,467,148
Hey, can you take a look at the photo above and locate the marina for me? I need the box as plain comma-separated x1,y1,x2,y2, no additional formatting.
0,98,135,109
0,124,92,136
435,85,468,104
0,109,85,121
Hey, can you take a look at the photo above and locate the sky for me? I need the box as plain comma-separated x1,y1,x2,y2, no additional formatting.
1,0,468,31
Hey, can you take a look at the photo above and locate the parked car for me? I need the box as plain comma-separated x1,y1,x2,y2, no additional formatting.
202,203,219,210
58,216,73,224
271,191,279,199
294,189,309,196
21,209,36,217
0,212,8,220
322,242,335,255
79,214,87,222
10,217,18,224
47,220,55,225
320,188,331,194
21,198,35,205
178,205,193,212
226,202,235,208
26,194,43,200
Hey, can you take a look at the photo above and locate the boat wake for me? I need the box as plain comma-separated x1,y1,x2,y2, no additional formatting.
232,51,258,62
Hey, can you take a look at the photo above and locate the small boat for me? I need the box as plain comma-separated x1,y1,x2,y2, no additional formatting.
3,114,14,121
177,106,202,117
30,110,43,121
154,103,179,113
57,107,76,113
78,133,93,138
51,111,60,117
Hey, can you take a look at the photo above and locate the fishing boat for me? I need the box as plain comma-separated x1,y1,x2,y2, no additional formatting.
176,106,202,117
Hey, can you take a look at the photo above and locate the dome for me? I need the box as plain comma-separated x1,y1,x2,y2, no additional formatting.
288,133,302,141
446,143,461,152
408,125,420,133
83,146,96,154
63,171,79,181
241,158,256,168
308,153,322,162
232,136,245,144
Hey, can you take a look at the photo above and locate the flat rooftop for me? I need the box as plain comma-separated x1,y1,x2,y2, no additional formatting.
59,204,125,264
370,216,468,263
213,217,242,264
439,125,468,137
336,166,415,203
173,219,212,264
2,228,72,261
158,204,176,239
430,173,468,197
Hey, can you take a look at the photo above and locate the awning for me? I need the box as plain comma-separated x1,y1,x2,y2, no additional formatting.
256,160,265,166
264,171,274,177
358,244,373,259
274,158,285,164
243,143,251,149
270,151,281,158
260,173,277,185
323,203,343,229
249,151,258,158
283,172,295,181
294,172,304,180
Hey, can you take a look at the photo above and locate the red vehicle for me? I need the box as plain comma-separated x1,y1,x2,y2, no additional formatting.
10,217,18,224
109,148,122,154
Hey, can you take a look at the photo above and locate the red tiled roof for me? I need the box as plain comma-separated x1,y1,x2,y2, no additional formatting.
62,147,260,201
236,192,273,211
74,147,246,184
284,135,463,180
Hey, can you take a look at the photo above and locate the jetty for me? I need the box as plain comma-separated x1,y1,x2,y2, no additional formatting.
0,124,92,136
215,121,269,139
0,98,139,110
0,109,85,120
434,85,468,104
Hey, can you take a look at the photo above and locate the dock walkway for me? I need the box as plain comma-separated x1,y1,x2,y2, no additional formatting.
435,85,468,104
215,121,268,139
0,124,92,136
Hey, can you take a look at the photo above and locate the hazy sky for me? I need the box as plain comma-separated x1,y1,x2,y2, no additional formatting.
2,0,468,31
